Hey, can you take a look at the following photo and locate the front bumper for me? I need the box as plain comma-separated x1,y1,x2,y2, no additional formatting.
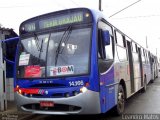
15,90,101,115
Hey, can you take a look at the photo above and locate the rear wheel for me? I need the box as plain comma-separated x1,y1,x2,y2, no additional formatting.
150,79,154,83
115,84,125,115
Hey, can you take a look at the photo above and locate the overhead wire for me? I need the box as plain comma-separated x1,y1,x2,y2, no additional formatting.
70,0,80,7
111,14,160,20
109,0,142,18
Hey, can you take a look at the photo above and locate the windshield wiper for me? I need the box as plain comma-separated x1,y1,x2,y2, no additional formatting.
38,38,44,60
55,26,72,66
33,33,46,65
34,33,41,52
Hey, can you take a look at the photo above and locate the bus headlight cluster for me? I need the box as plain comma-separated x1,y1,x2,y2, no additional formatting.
80,87,88,93
18,89,22,94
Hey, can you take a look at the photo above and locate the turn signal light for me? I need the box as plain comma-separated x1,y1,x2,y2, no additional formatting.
14,85,20,92
16,85,20,89
18,89,22,94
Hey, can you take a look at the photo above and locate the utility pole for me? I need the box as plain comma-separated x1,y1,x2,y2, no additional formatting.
146,36,148,49
156,48,157,56
99,0,102,11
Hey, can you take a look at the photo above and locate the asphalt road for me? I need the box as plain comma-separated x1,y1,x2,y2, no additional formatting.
22,77,160,120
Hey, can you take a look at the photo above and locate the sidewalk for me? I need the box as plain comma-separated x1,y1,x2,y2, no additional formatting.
0,101,34,120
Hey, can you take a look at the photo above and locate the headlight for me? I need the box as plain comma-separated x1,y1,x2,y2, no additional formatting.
80,87,88,93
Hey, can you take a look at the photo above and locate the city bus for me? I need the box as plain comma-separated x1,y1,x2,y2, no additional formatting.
15,8,155,115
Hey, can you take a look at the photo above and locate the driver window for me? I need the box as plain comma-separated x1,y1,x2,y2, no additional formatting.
98,20,114,73
98,21,114,60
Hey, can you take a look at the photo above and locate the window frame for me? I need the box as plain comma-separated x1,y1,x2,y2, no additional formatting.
97,19,114,60
115,30,128,62
17,24,93,79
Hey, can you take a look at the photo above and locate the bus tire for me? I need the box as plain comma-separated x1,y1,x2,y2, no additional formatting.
114,84,125,115
150,79,154,83
142,76,147,92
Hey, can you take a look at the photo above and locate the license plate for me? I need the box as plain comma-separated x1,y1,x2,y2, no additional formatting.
40,101,54,107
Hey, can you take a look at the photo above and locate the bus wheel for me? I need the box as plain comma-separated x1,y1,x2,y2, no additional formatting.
142,77,147,92
150,79,154,83
115,84,125,115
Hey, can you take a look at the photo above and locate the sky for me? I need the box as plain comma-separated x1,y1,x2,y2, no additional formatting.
0,0,160,58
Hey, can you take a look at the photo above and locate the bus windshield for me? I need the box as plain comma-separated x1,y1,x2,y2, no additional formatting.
17,27,91,78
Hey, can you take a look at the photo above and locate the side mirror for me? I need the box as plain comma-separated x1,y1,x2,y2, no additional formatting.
102,30,110,45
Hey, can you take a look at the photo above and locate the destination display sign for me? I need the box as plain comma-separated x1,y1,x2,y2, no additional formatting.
39,12,83,29
24,23,36,32
20,9,92,34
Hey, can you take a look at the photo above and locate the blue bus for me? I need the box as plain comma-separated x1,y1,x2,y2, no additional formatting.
14,8,154,115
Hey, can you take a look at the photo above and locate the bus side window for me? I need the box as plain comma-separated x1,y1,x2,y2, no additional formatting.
105,37,113,60
116,31,127,61
141,48,145,63
132,42,137,53
98,29,105,59
116,31,124,47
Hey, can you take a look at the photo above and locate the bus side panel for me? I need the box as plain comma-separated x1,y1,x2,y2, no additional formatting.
145,63,151,84
100,67,116,113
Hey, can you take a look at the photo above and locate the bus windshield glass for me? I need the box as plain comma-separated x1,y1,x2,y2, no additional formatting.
17,27,91,78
